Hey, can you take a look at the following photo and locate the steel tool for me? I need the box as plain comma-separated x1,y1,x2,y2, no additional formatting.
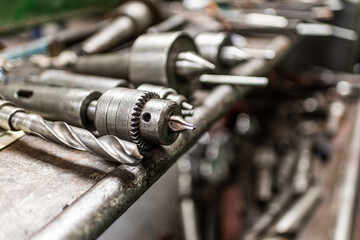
24,70,194,115
244,188,294,240
72,32,268,96
81,0,160,54
194,32,276,72
0,100,142,164
0,84,195,149
253,146,277,202
271,185,322,234
26,70,129,93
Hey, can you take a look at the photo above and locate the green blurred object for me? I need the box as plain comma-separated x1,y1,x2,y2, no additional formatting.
0,0,120,34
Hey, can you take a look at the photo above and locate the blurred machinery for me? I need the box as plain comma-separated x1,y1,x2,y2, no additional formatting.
0,1,360,240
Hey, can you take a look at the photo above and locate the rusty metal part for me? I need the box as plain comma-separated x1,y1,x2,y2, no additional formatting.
26,70,128,93
27,35,291,240
0,100,142,164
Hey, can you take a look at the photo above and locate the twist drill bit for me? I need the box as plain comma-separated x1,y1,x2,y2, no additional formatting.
0,84,195,149
194,32,276,72
0,100,142,164
25,70,194,116
57,32,267,96
81,0,160,54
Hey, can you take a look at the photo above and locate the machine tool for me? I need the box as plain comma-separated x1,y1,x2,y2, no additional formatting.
0,84,195,149
67,32,268,96
25,70,194,116
81,0,160,54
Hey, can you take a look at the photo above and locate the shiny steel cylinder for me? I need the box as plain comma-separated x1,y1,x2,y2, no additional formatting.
27,70,128,93
194,32,231,69
0,84,101,129
95,88,181,148
73,51,130,79
82,0,158,54
129,32,198,96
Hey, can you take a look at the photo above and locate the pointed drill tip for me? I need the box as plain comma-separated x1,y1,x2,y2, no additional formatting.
175,51,216,77
168,115,196,132
220,46,250,66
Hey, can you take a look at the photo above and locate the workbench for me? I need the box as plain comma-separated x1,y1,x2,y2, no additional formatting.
0,35,292,240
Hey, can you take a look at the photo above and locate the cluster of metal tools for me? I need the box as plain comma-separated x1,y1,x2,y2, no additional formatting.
1,0,360,239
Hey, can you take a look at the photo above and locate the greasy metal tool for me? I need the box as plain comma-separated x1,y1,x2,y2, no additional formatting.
81,0,160,54
194,32,275,72
0,100,142,164
0,84,195,149
72,32,268,96
25,70,194,116
26,70,129,93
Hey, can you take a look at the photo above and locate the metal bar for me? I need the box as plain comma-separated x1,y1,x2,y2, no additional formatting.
30,35,293,240
333,99,360,240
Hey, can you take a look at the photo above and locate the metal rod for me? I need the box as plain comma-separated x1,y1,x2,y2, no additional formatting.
333,100,360,240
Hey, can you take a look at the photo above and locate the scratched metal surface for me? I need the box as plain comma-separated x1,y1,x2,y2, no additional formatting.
0,135,117,240
0,35,293,240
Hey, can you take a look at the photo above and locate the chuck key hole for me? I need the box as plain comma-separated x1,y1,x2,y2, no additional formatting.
16,90,33,99
142,112,151,122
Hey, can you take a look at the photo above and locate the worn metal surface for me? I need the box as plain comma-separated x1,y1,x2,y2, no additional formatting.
0,135,117,240
27,35,293,240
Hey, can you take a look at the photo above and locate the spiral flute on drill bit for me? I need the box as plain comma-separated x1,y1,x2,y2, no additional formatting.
0,100,143,164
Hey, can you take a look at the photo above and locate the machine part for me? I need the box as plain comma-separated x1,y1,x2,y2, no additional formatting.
0,83,101,129
81,0,159,54
0,84,194,149
129,32,214,96
229,13,358,41
199,75,268,86
293,139,312,194
71,32,268,96
29,35,291,240
25,71,194,116
253,146,277,202
26,70,128,93
194,32,250,71
272,185,322,234
74,51,130,79
326,100,345,137
0,100,142,164
178,156,201,240
244,188,294,240
147,14,187,33
276,150,298,190
137,84,193,112
333,100,360,240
